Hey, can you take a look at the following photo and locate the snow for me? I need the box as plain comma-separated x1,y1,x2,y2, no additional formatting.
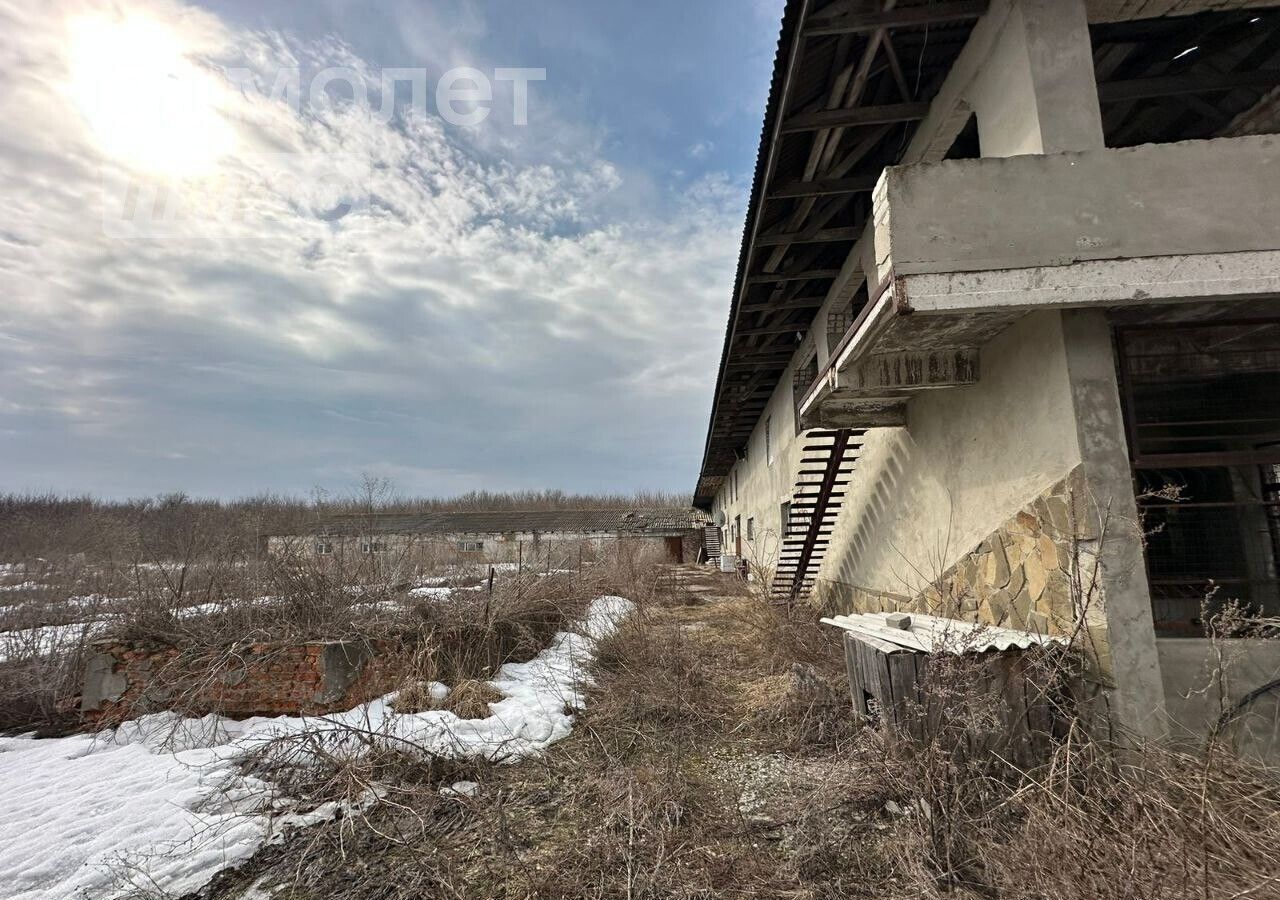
0,726,268,900
0,622,102,662
427,681,451,701
0,594,633,900
407,586,453,600
0,581,41,593
440,780,479,798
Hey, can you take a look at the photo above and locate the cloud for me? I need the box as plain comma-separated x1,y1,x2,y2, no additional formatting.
0,0,744,498
687,140,714,160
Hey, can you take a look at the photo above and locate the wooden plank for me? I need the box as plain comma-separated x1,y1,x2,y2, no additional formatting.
1098,69,1280,104
886,651,923,739
804,0,988,37
734,322,811,337
843,633,868,717
767,176,879,199
739,296,827,312
755,225,862,246
854,641,881,723
781,101,930,133
746,268,843,284
870,647,896,728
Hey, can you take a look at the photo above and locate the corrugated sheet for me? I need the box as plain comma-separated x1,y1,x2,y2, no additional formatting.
820,612,1066,655
299,508,709,537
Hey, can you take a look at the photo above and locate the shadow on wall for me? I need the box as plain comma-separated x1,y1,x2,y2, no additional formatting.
818,427,915,608
815,462,1123,685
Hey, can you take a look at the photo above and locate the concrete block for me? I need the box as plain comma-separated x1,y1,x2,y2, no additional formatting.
885,612,913,630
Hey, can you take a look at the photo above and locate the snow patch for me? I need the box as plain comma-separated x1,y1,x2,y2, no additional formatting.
0,595,634,899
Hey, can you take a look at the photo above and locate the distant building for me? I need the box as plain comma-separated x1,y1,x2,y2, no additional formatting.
268,508,710,567
695,0,1280,752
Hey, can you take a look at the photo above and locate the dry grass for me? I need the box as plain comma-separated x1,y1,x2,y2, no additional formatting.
68,550,1280,900
437,679,504,719
184,560,887,900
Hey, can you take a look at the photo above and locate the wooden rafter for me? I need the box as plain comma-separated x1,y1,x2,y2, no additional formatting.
781,100,929,133
804,0,988,38
767,176,878,199
1099,69,1280,103
740,296,828,313
755,225,862,246
746,268,841,285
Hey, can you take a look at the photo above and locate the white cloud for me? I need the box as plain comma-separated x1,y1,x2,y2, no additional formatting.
0,0,744,497
687,140,714,159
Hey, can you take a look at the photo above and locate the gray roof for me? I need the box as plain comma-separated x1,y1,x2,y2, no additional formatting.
301,508,709,537
821,613,1066,656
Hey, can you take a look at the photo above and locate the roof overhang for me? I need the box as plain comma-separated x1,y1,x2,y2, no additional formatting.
693,0,1280,509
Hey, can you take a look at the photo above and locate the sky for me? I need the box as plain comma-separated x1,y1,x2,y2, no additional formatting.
0,0,784,500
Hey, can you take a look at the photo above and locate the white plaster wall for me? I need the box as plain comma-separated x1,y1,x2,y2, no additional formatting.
711,352,817,571
817,310,1084,597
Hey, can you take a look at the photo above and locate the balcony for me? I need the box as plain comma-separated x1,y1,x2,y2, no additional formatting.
799,135,1280,429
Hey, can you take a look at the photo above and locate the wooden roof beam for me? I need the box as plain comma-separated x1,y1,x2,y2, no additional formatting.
781,101,930,134
1098,69,1280,103
746,269,842,284
804,1,988,38
755,225,862,246
735,323,809,337
767,175,878,199
740,296,828,312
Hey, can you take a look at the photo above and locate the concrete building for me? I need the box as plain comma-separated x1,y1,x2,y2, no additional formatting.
268,509,709,568
694,0,1280,750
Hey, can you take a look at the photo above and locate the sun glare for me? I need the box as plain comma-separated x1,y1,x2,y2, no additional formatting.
66,13,235,178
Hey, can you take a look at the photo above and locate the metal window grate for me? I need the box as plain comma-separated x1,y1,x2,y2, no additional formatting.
1118,321,1280,635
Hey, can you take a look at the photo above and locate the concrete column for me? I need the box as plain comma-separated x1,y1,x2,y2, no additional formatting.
1229,466,1277,598
1060,309,1167,739
968,0,1104,157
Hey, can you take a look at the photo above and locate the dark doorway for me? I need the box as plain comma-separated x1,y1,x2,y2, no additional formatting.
664,536,684,563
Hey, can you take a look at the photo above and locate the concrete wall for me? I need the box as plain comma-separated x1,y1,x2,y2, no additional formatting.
817,311,1083,600
711,350,819,572
269,531,696,567
1159,638,1280,762
879,136,1280,277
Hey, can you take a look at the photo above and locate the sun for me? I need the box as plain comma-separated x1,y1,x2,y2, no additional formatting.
65,12,235,178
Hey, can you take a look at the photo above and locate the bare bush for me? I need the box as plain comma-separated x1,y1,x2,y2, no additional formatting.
589,615,722,751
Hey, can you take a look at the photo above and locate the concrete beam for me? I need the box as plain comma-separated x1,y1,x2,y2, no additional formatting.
898,250,1280,315
902,0,1104,162
877,137,1280,279
837,349,980,394
799,397,908,430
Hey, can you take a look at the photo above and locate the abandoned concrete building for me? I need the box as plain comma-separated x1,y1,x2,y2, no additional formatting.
694,0,1280,749
269,508,709,567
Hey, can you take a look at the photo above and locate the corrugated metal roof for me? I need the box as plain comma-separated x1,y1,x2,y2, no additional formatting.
692,1,982,509
298,508,709,537
820,612,1066,655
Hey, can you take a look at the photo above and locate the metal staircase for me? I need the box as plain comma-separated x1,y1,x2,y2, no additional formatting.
771,428,863,602
702,524,722,565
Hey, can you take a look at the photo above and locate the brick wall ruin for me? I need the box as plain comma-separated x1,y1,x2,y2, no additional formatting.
81,638,409,724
